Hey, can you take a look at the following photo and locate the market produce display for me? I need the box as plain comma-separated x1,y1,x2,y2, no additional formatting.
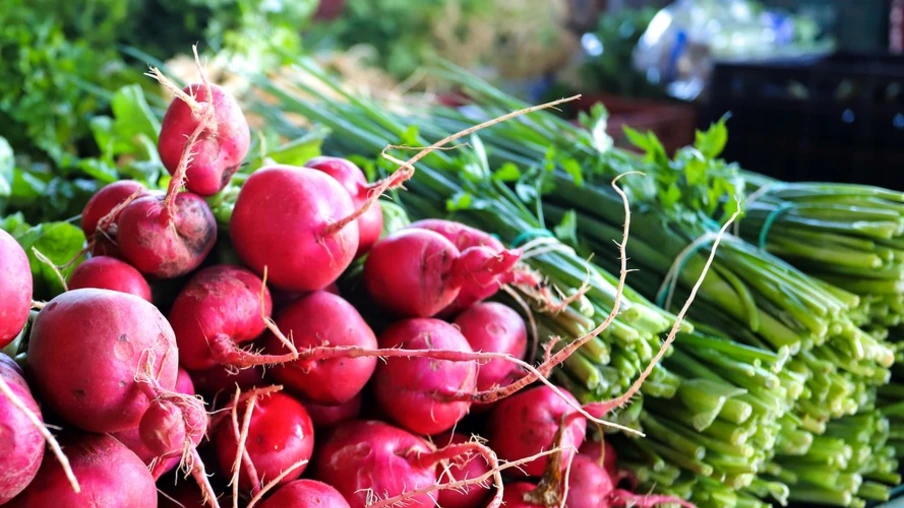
2,41,904,508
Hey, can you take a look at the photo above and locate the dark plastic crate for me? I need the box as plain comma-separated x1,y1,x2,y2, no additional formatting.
697,52,904,190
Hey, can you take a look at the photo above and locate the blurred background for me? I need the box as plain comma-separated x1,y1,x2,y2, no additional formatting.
1,0,901,195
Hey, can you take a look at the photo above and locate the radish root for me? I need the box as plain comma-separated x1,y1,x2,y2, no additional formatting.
244,457,311,508
189,447,222,508
0,375,81,493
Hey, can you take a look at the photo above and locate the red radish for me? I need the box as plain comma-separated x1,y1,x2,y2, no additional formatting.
6,433,156,507
115,192,217,279
304,156,384,257
372,318,477,435
264,291,377,405
190,363,266,399
112,369,198,479
312,420,437,508
67,255,152,301
0,354,45,503
363,229,520,318
81,180,147,237
230,165,359,292
454,302,527,395
257,479,351,508
0,229,31,349
500,482,539,508
303,393,362,430
433,432,492,508
168,265,273,371
407,219,535,314
213,391,315,491
486,385,587,477
157,82,250,197
580,439,634,489
26,288,180,432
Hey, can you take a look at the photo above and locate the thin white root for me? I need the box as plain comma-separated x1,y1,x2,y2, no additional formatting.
245,458,311,508
260,266,299,358
501,285,540,364
0,376,81,493
31,246,68,292
189,448,222,508
145,67,202,112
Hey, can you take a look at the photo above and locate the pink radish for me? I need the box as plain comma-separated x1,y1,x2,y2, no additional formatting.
230,164,359,292
81,180,147,238
303,393,362,430
0,229,31,349
6,433,156,508
190,363,267,399
500,482,539,508
67,255,152,301
363,228,519,318
257,479,351,508
485,385,587,478
168,265,273,371
453,302,527,396
157,81,250,197
264,291,377,405
433,432,492,508
0,354,45,503
213,390,315,491
304,156,384,257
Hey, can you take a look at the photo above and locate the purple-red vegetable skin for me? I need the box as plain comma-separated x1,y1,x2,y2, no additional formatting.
68,256,152,301
0,229,31,349
258,479,351,508
0,354,44,504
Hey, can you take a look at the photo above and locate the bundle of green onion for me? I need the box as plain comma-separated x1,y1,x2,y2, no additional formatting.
244,58,902,507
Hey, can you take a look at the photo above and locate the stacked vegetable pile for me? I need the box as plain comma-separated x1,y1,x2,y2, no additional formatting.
246,59,904,507
0,54,717,508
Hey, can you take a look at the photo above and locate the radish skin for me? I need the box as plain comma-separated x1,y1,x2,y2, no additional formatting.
433,432,492,508
257,479,351,508
0,354,45,503
67,256,152,301
453,302,527,396
302,393,362,430
0,229,31,349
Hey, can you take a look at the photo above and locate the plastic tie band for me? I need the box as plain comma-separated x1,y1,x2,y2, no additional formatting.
656,231,721,311
757,201,795,251
511,228,555,248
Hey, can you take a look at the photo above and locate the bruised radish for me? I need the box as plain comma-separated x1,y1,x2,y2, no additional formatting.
372,318,476,435
0,229,31,349
115,192,217,279
158,82,250,197
264,291,377,405
363,229,519,318
213,391,314,491
169,265,272,371
230,165,359,292
486,385,586,477
67,256,152,301
407,219,533,314
454,302,527,395
304,156,383,257
26,288,179,432
258,479,351,508
81,180,147,238
190,363,266,399
7,432,156,507
433,432,491,508
500,482,540,508
0,354,44,503
303,393,362,430
313,420,437,507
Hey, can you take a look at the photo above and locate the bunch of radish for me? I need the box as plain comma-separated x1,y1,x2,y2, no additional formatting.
0,50,695,508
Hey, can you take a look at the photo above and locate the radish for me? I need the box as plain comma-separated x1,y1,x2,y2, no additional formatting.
372,318,476,435
190,363,266,399
433,432,492,508
256,479,351,508
0,229,31,349
406,219,534,314
6,432,156,507
304,156,384,257
485,385,587,478
0,354,45,503
230,164,359,292
303,393,362,430
500,482,539,508
157,81,251,197
27,288,180,432
363,228,520,318
115,191,217,279
81,180,148,257
112,369,198,479
579,439,636,489
264,291,377,405
168,265,273,371
213,390,314,492
67,255,152,301
453,302,527,396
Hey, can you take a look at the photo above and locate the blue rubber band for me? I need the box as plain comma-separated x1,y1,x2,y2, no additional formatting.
655,234,717,308
511,228,555,248
758,202,795,251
